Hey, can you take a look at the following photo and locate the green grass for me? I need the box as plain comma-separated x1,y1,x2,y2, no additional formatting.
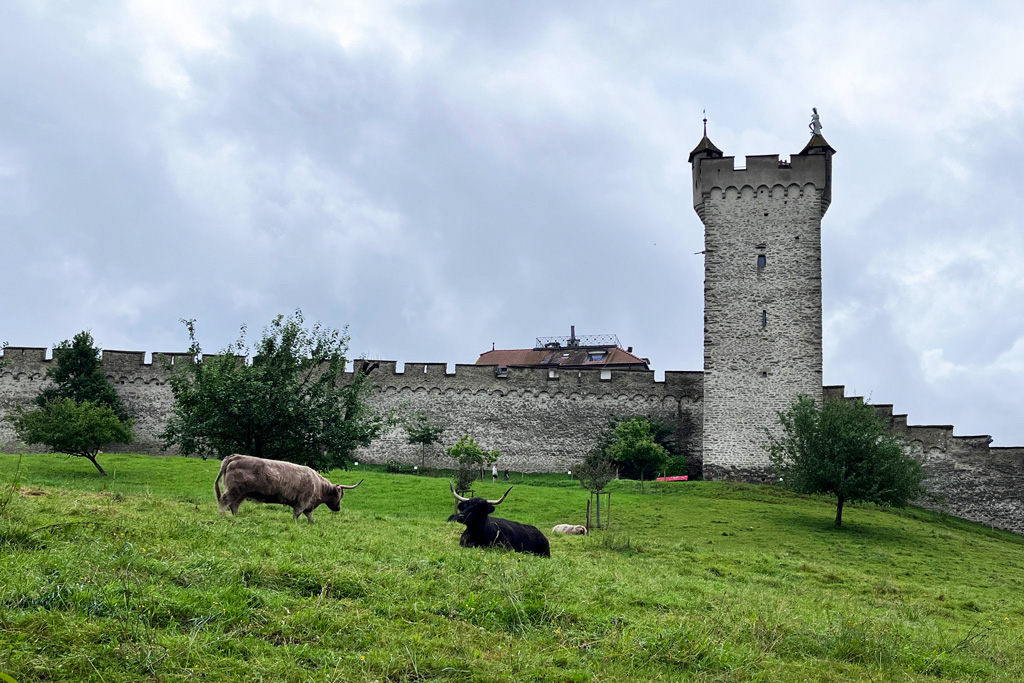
1,453,1022,682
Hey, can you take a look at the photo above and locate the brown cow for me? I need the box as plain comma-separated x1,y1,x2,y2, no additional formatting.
214,454,362,523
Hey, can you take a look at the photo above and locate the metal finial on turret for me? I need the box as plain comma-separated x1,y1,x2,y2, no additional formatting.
809,107,822,136
703,109,708,137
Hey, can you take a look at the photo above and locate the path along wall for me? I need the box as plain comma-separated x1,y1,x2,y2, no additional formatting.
1,347,1021,533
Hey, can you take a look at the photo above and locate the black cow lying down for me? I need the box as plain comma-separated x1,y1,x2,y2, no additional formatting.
215,454,362,523
447,483,550,557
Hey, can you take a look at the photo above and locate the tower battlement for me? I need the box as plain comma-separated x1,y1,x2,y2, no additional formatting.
693,149,833,219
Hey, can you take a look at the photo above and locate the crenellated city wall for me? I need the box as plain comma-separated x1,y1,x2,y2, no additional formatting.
1,347,1020,533
0,349,704,476
823,385,1024,534
353,361,703,475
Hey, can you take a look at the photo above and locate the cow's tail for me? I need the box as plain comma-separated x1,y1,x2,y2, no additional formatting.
214,454,238,503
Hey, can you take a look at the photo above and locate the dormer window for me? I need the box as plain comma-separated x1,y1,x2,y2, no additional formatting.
587,352,607,362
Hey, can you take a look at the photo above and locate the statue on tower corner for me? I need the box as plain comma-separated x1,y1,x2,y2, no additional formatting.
809,107,822,136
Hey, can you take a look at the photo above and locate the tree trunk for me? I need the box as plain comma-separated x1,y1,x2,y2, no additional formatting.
835,496,844,527
84,453,107,476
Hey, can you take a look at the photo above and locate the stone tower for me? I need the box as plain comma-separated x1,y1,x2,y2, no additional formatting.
689,122,835,480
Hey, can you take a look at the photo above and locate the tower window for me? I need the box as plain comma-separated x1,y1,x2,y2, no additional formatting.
757,254,766,268
761,310,768,328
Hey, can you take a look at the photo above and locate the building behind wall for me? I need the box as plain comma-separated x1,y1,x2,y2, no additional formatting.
689,127,835,481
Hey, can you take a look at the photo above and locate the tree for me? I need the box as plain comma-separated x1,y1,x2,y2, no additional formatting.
575,453,616,495
766,395,925,527
7,398,134,475
161,311,388,471
446,434,499,492
576,452,617,528
37,331,129,423
603,417,670,485
404,412,445,468
593,415,685,480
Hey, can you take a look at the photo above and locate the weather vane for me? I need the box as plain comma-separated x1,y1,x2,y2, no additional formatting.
809,107,822,136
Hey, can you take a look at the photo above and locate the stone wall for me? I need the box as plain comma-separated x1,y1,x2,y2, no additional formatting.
0,349,704,475
824,385,1024,534
694,151,829,479
351,362,703,475
0,347,189,455
1,347,1020,533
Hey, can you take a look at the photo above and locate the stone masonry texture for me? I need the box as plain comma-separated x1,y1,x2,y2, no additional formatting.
0,352,704,478
692,151,829,481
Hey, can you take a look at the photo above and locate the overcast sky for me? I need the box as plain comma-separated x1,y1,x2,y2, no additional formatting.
2,1,1023,445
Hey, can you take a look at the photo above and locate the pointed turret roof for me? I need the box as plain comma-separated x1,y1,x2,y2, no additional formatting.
798,133,836,155
688,135,723,163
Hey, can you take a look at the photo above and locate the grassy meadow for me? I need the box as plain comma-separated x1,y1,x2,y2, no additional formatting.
1,452,1022,682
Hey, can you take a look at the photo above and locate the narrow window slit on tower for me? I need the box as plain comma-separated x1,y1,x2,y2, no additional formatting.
757,254,766,268
761,310,767,328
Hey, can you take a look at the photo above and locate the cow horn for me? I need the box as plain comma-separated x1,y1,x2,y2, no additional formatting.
449,481,470,502
338,479,363,490
486,486,513,506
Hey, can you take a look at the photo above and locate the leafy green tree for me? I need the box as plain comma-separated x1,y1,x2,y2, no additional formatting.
593,415,687,479
37,331,129,423
446,434,499,492
767,395,925,527
404,412,445,468
603,417,670,484
161,311,387,471
7,398,134,475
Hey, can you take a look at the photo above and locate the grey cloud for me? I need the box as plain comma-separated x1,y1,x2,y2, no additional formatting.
2,1,1023,446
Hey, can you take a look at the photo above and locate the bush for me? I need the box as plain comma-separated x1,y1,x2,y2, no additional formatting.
664,455,689,477
605,418,669,482
593,416,687,481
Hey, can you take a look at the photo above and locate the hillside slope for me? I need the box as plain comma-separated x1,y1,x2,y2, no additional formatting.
1,453,1022,682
